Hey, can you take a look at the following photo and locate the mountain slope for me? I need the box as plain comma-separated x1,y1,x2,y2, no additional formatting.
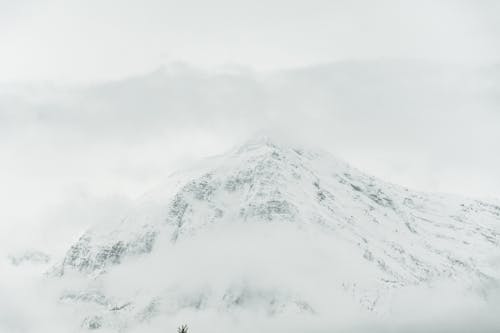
51,138,500,331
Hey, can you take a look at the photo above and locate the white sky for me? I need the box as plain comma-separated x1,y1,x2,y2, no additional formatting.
1,0,500,82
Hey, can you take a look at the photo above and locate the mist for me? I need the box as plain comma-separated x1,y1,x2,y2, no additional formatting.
2,61,500,251
2,1,500,332
2,222,500,333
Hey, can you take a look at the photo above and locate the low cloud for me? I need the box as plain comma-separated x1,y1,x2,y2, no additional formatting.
1,223,500,333
1,59,500,332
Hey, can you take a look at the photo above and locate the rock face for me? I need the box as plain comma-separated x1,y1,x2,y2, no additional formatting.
52,138,500,330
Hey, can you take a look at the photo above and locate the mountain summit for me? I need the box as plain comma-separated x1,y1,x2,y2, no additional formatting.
52,138,500,330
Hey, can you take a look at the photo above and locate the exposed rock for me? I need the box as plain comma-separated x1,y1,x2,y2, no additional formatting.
50,138,500,329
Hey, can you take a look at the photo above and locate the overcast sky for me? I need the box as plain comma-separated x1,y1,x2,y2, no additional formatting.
2,0,500,82
1,0,500,253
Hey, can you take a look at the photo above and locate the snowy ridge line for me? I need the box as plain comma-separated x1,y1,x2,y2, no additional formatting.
48,138,500,331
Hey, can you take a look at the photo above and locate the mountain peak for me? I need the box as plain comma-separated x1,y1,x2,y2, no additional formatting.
52,139,500,331
233,134,290,154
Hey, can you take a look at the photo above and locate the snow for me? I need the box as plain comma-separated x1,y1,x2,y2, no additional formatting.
35,138,500,331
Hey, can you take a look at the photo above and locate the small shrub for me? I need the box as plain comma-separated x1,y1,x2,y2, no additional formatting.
177,324,188,333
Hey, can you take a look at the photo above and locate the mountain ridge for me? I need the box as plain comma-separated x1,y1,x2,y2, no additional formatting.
50,138,500,331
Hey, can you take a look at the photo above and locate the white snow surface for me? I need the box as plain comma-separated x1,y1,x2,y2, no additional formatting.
47,137,500,332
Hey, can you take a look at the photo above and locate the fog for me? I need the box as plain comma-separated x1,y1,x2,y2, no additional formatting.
2,61,500,252
1,0,500,332
2,223,500,332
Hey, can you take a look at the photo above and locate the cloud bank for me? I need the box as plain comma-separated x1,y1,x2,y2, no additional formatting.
1,59,500,333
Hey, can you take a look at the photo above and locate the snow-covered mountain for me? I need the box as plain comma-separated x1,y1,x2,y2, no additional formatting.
51,137,500,331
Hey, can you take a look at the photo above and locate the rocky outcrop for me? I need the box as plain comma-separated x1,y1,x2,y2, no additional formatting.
51,138,500,330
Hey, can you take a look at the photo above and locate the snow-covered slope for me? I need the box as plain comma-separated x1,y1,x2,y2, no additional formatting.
51,137,500,331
